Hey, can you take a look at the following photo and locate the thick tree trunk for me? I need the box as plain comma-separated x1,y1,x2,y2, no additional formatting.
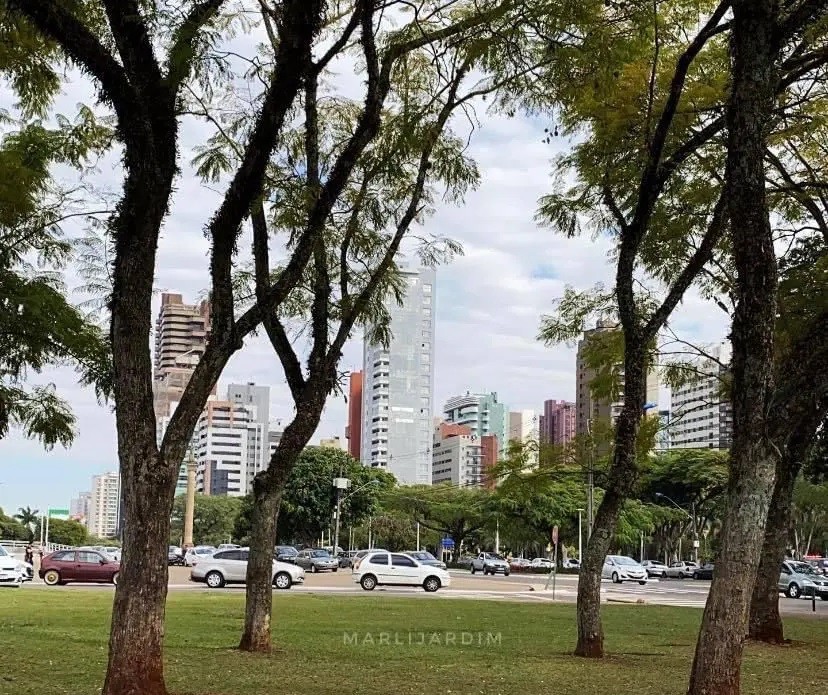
239,484,282,653
575,343,647,658
102,452,177,695
687,3,780,694
748,458,797,643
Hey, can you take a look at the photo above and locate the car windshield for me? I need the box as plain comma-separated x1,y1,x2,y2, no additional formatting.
790,562,818,575
411,552,435,560
615,556,639,566
311,550,330,557
278,547,297,554
486,554,506,561
0,546,8,557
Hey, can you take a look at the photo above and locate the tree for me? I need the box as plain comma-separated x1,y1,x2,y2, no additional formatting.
235,0,549,654
687,3,828,693
39,517,88,546
169,494,242,547
14,506,39,539
0,508,30,540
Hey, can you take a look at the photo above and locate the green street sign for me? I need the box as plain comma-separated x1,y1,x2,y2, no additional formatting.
48,508,70,516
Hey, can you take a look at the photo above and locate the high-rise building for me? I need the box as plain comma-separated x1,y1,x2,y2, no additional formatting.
153,292,212,419
361,267,435,485
190,384,271,496
656,409,671,451
346,371,363,459
670,342,733,449
69,492,91,523
575,319,660,436
508,409,540,466
87,472,120,539
443,392,509,458
431,422,497,487
540,399,576,446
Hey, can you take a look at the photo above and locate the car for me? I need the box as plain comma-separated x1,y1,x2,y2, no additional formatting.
530,557,554,569
351,549,387,569
693,563,715,580
217,543,240,551
641,560,668,578
405,550,447,570
78,545,122,562
509,557,531,570
295,549,339,573
39,549,120,586
275,545,299,563
0,545,27,587
664,561,699,579
184,546,216,567
353,551,451,592
602,555,648,584
168,546,185,566
563,558,580,570
779,560,828,599
190,547,305,589
471,552,511,576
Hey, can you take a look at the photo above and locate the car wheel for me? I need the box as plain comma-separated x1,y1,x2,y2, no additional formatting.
112,572,119,585
205,571,225,589
333,567,338,572
423,576,441,593
638,580,647,586
43,569,61,586
612,572,620,584
470,565,476,574
273,572,292,590
311,565,318,573
787,582,801,599
360,574,377,591
504,570,510,577
678,572,685,579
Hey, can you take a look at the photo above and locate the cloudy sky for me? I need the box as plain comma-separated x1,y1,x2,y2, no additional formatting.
0,11,730,514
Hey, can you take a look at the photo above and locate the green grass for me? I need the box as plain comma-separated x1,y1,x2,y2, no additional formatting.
1,589,826,694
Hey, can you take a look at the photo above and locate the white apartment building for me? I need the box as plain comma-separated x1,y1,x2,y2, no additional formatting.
69,492,91,523
87,472,120,539
670,342,733,449
361,267,436,485
431,423,493,487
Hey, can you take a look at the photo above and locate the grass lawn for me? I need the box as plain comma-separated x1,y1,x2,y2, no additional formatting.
1,589,826,695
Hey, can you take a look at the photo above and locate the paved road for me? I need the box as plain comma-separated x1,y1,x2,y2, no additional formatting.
19,567,826,616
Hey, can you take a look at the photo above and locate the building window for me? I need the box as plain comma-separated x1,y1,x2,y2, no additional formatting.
423,284,432,294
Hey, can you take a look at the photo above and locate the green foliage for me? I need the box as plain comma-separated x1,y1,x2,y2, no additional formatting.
792,477,828,556
0,506,30,540
40,517,88,547
170,494,243,547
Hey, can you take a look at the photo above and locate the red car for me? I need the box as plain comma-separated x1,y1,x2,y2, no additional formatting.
39,549,120,586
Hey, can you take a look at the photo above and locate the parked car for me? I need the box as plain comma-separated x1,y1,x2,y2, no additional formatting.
39,549,120,586
275,545,299,563
563,558,580,570
530,557,554,569
351,549,387,570
184,546,216,567
779,560,828,599
295,549,339,573
471,552,510,576
602,555,648,584
190,548,305,589
353,551,451,592
405,550,447,570
641,560,668,578
509,557,532,570
217,543,240,551
693,563,715,580
664,561,699,579
0,545,27,587
454,554,475,569
168,546,185,566
79,545,122,562
337,551,361,568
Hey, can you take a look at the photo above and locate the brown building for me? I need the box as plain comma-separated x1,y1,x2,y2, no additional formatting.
153,293,212,418
345,371,363,460
540,399,576,446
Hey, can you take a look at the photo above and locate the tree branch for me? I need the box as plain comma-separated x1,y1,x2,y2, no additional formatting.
164,0,227,89
101,0,160,87
313,3,362,74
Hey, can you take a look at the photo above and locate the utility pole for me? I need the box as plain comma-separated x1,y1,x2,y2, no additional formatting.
692,500,699,564
577,508,583,562
586,419,594,538
183,451,197,548
332,477,350,557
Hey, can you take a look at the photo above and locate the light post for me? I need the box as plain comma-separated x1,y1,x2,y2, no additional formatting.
655,492,698,563
334,479,380,559
576,508,584,563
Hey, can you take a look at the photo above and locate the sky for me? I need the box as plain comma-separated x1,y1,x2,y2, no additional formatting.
0,11,730,515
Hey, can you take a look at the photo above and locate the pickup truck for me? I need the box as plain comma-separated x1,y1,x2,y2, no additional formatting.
470,552,510,576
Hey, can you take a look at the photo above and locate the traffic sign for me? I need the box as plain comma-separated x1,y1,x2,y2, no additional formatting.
551,525,559,545
440,538,455,549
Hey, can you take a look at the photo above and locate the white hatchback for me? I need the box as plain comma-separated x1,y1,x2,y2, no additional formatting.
353,551,451,592
602,555,648,584
190,547,305,589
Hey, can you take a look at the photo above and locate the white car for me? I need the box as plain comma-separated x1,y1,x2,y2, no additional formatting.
641,560,668,578
602,555,648,584
0,545,27,587
190,547,304,589
184,546,216,566
353,551,451,592
664,561,699,579
530,557,554,569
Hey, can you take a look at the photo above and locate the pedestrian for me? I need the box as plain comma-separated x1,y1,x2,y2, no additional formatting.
24,544,33,565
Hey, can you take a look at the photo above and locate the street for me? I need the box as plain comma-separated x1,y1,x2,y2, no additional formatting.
18,566,827,616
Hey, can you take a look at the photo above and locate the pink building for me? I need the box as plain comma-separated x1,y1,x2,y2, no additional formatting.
540,399,576,446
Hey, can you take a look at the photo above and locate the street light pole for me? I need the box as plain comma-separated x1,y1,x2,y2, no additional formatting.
334,479,380,558
576,508,583,562
655,492,697,563
586,420,594,539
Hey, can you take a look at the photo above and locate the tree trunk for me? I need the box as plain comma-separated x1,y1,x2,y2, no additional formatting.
239,483,282,653
575,342,647,658
102,448,178,695
748,458,797,643
687,3,780,693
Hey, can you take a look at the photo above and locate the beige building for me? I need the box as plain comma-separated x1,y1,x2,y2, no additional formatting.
153,292,212,418
431,422,496,488
87,472,120,539
320,436,346,450
575,319,659,437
